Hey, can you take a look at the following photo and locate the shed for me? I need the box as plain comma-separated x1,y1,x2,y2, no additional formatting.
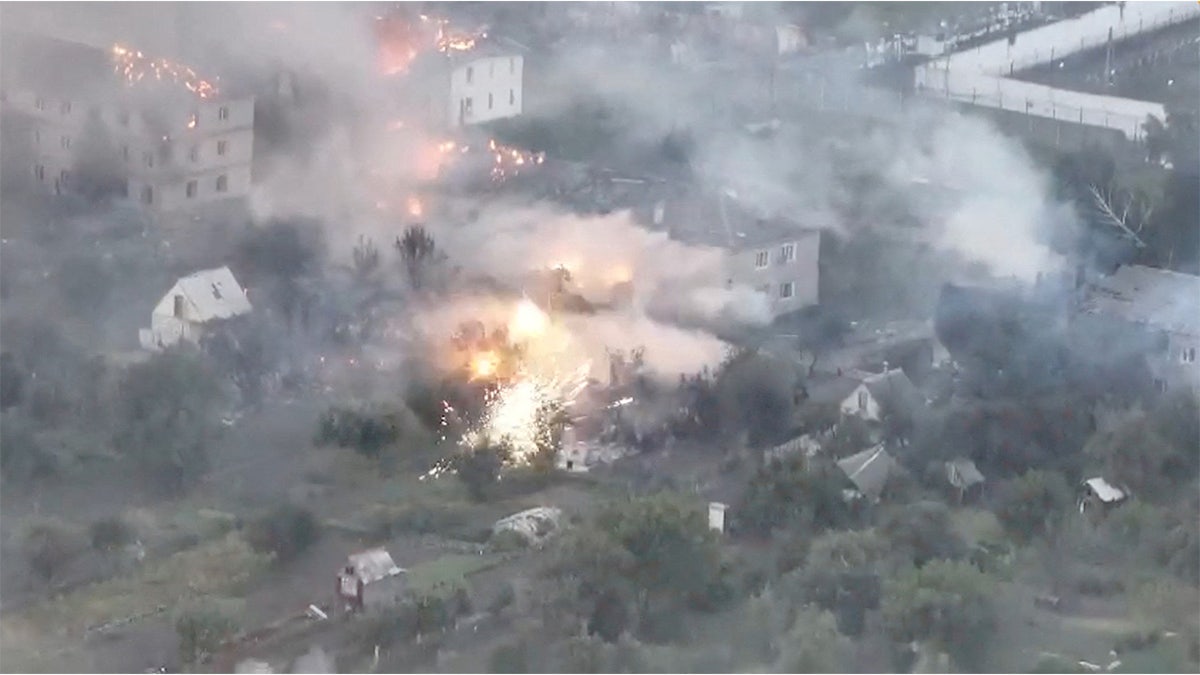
492,506,563,547
945,457,986,502
1079,477,1129,516
708,502,729,533
337,548,406,613
836,444,897,501
139,266,252,350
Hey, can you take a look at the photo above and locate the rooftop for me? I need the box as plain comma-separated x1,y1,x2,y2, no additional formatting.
172,266,252,323
1081,264,1200,336
346,548,404,585
649,187,821,250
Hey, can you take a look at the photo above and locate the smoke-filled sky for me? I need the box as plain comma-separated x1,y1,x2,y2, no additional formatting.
4,1,1078,375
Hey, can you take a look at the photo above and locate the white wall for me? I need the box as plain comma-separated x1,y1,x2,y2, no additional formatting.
448,54,523,127
728,230,821,319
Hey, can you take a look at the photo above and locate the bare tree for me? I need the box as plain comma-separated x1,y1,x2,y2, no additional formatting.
352,234,381,283
395,225,438,291
1089,183,1154,249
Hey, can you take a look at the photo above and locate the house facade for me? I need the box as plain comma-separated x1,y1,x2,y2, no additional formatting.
140,266,252,351
1076,265,1200,395
649,189,821,321
337,548,407,613
0,30,254,212
405,43,524,131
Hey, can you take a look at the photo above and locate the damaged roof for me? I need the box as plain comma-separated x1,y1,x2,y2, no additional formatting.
1081,265,1200,336
861,368,921,418
837,444,897,500
346,548,405,585
172,266,252,323
648,187,820,251
1082,477,1127,503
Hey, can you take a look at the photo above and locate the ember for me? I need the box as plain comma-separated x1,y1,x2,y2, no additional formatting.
110,44,219,99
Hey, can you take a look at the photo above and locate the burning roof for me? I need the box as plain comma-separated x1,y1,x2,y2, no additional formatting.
110,43,219,99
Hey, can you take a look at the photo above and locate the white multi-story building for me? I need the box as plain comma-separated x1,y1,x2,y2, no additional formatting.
406,41,525,130
0,30,254,213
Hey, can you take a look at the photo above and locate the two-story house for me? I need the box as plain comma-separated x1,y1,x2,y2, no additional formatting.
647,188,821,322
0,30,254,213
403,40,525,131
1076,264,1200,395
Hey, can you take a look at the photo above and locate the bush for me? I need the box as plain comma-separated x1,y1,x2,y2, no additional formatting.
995,469,1073,544
489,528,530,553
0,413,58,484
454,441,510,502
245,504,319,563
176,599,240,665
22,518,85,583
89,516,135,552
315,406,401,458
488,582,517,615
489,640,532,673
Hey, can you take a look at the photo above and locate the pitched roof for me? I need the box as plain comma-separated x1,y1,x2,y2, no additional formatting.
1081,265,1200,336
861,368,921,418
945,458,985,489
346,548,404,585
837,444,897,499
652,187,820,251
1082,477,1127,503
174,266,252,322
804,373,863,406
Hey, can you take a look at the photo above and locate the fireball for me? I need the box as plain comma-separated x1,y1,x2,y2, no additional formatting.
470,350,501,380
509,298,549,342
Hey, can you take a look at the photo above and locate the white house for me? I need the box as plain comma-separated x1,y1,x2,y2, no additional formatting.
337,548,407,613
838,368,919,424
139,266,252,351
405,41,524,130
0,30,255,212
708,502,729,533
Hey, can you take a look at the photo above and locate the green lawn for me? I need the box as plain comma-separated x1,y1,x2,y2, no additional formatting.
406,554,501,596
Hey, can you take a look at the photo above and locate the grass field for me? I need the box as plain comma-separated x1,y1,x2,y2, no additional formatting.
406,554,503,596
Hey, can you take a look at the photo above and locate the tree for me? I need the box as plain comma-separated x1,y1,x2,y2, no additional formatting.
89,515,135,553
737,455,853,535
879,501,967,567
58,254,115,321
235,220,323,282
176,600,240,665
113,349,226,492
314,406,402,459
545,493,722,640
1083,411,1187,497
995,469,1073,545
454,441,511,502
0,413,58,484
352,234,381,283
396,225,439,291
882,560,997,671
22,518,85,584
245,504,319,563
1,352,26,409
788,529,887,637
715,350,799,448
775,605,853,673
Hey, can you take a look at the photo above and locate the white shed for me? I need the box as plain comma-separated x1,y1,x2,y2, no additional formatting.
337,548,407,613
139,266,251,350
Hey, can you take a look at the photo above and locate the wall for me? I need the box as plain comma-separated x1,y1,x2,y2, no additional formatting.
914,2,1200,140
130,163,252,212
727,230,821,319
448,54,523,128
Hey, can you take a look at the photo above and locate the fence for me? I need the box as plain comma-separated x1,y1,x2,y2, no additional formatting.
914,1,1200,140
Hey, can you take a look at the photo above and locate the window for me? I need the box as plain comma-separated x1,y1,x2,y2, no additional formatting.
217,140,228,156
510,57,515,73
60,135,71,150
464,97,474,115
173,294,184,318
466,66,473,84
189,145,199,162
509,89,515,106
488,93,493,110
756,284,770,294
121,145,129,161
857,390,868,412
33,164,45,182
1154,378,1167,393
144,152,155,168
34,97,45,111
60,101,71,115
187,113,198,129
1183,347,1197,364
218,106,229,121
186,180,198,198
754,250,769,269
216,174,228,192
141,185,154,205
780,243,795,263
33,129,40,146
59,169,69,185
779,281,794,299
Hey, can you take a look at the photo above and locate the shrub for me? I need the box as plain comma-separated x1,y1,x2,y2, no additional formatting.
89,515,135,552
176,599,240,665
454,441,510,502
489,528,529,553
22,518,85,583
245,504,319,563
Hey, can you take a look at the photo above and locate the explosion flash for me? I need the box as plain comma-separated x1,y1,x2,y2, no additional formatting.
470,350,501,380
110,44,219,99
509,298,549,342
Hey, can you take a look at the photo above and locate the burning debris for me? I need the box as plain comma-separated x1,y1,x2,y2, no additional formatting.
374,12,488,75
110,44,219,98
486,138,546,184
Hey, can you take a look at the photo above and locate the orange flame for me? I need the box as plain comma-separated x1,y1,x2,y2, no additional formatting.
110,44,219,99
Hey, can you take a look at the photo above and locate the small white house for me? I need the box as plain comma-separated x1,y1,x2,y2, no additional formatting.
139,266,251,351
838,368,918,424
338,548,407,613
